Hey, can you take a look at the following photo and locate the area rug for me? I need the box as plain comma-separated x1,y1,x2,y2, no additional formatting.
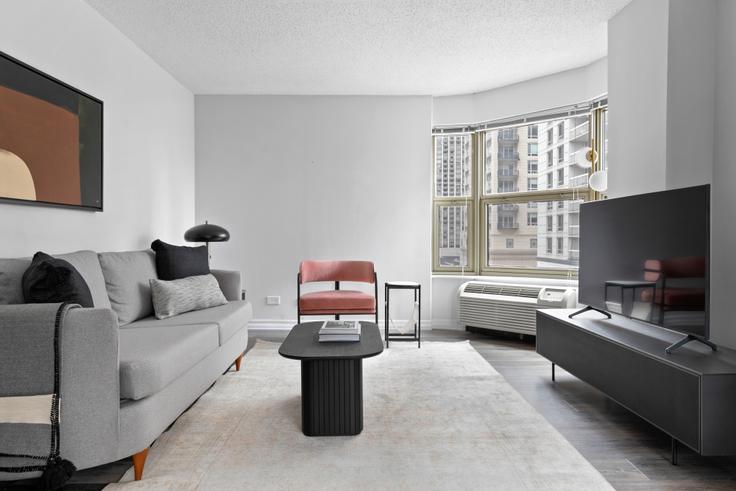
106,340,612,490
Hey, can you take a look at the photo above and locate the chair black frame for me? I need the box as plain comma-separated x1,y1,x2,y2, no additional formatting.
297,271,379,325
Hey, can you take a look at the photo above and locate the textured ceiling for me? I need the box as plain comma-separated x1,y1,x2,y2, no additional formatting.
85,0,631,95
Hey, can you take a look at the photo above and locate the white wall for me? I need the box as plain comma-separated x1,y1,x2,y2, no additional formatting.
433,58,607,127
710,0,736,349
0,0,195,256
608,0,716,197
665,0,716,189
607,0,670,198
608,0,736,348
196,96,431,325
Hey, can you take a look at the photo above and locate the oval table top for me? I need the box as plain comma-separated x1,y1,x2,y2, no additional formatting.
278,321,384,361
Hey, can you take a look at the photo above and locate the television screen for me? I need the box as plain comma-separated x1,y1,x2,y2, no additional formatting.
579,185,709,338
0,51,103,211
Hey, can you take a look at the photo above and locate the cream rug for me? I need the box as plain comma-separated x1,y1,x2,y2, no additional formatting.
107,340,612,490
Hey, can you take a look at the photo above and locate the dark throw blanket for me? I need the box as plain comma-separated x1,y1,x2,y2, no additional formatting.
0,303,78,490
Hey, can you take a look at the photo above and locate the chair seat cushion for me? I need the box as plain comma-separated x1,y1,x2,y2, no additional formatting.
119,323,219,400
127,300,252,346
299,290,376,313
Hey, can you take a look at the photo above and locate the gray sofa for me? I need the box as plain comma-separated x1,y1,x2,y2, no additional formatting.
0,249,252,481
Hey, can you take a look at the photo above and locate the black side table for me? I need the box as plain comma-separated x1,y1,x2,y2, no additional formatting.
605,280,657,321
384,281,421,348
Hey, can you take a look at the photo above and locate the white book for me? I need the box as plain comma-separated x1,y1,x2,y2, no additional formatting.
319,334,360,342
319,320,361,335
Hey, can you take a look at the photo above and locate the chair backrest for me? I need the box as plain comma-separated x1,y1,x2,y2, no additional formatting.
644,256,706,281
299,260,375,284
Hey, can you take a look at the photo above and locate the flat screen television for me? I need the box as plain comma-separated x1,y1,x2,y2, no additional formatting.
578,185,710,348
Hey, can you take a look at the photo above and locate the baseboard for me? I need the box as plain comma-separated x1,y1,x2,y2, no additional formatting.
248,318,438,331
430,318,463,331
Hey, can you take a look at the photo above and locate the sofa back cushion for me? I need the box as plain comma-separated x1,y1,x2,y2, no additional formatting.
0,250,111,308
98,250,157,325
56,250,111,309
0,258,30,304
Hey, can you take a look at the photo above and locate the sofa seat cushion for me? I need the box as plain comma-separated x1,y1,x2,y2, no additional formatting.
119,323,219,400
299,290,376,313
126,300,252,346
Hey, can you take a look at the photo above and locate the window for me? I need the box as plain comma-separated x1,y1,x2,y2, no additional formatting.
433,134,473,271
499,146,517,159
498,180,516,193
432,103,606,276
498,215,517,229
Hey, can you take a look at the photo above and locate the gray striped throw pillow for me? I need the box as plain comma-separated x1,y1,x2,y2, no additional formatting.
149,274,227,319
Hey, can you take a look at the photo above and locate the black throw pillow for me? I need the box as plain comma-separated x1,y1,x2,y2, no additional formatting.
151,239,210,280
22,252,94,307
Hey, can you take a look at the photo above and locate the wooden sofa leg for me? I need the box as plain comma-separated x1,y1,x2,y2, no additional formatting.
234,352,244,371
132,448,149,481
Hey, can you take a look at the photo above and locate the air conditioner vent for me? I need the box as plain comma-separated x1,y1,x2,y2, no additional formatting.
459,282,576,335
462,282,541,299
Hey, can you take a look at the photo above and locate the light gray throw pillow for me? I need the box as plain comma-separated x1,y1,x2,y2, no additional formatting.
150,274,227,319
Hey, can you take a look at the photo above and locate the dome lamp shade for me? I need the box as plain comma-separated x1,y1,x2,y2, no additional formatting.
184,221,230,243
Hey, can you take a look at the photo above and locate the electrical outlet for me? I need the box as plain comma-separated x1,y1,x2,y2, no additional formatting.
266,296,281,305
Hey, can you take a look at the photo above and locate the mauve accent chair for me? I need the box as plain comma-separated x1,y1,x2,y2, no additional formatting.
297,260,378,324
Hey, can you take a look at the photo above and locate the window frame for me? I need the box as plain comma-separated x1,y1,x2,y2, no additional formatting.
431,132,478,273
432,104,607,278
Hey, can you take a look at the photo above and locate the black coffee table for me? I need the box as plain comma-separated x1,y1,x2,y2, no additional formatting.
278,321,383,436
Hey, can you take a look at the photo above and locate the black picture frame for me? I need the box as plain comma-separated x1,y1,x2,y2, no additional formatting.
0,50,104,212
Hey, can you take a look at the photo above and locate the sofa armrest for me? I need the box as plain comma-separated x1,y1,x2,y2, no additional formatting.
211,269,242,301
0,305,120,471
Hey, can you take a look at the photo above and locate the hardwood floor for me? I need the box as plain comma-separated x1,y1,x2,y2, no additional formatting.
7,328,736,490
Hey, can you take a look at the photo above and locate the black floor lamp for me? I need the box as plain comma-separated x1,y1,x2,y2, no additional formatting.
184,221,230,258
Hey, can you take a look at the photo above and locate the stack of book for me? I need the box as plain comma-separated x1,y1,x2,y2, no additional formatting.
318,320,361,342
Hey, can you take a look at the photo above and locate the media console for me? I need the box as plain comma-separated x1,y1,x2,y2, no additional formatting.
536,309,736,464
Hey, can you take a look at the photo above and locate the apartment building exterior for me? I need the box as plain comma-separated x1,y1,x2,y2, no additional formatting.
484,125,539,268
536,116,590,267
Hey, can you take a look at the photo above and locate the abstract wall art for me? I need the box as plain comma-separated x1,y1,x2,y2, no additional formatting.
0,51,103,211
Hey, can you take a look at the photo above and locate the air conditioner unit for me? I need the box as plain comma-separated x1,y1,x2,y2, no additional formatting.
458,281,577,335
